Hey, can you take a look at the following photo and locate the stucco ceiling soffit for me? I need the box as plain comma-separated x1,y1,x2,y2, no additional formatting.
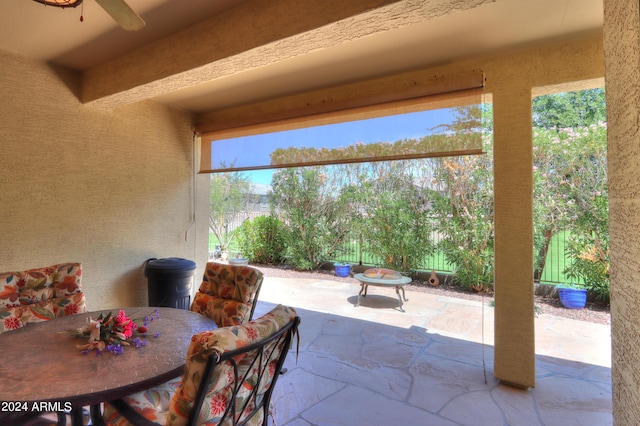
80,0,495,110
80,0,401,108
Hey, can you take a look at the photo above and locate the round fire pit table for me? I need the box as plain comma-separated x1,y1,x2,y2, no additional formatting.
353,272,411,312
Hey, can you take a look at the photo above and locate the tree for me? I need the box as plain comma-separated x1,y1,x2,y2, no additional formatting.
532,127,574,278
560,124,609,300
208,171,257,254
431,153,494,291
346,160,435,272
269,167,351,270
532,88,608,287
532,89,606,129
430,105,495,292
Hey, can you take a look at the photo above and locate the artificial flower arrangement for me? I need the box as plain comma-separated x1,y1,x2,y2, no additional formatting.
70,308,160,355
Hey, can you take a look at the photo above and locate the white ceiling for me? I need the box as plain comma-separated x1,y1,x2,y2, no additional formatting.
0,0,603,114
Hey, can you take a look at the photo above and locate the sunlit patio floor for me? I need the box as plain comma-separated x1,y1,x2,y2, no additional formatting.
254,276,612,426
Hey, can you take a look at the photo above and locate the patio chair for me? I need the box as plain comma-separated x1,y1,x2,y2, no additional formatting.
102,304,300,426
0,262,86,425
190,262,263,327
0,262,86,333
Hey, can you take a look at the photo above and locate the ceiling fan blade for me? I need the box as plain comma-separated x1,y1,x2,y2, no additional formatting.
94,0,145,31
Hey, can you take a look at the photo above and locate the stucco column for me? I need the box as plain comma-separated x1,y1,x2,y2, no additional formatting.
604,1,640,423
492,84,536,388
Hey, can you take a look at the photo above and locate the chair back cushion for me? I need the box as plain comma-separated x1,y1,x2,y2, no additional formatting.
0,263,86,333
190,263,263,327
168,304,298,426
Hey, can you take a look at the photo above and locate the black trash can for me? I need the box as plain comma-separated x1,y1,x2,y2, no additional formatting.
145,257,196,310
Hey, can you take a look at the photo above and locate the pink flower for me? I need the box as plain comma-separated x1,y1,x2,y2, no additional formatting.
114,310,135,338
73,309,158,354
121,321,135,338
114,310,129,325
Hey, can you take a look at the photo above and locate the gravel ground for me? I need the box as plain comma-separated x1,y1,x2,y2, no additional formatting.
253,264,611,326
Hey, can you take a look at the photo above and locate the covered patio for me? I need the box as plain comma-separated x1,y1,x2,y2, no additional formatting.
254,275,611,425
5,0,640,422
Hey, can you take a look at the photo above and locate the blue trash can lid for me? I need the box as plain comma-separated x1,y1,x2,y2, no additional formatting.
145,257,196,271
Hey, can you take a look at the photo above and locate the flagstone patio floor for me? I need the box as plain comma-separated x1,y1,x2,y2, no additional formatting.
254,276,612,426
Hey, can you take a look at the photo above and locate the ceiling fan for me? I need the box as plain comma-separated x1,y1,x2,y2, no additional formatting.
32,0,145,31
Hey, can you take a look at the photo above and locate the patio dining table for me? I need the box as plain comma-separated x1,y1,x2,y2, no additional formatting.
0,306,216,426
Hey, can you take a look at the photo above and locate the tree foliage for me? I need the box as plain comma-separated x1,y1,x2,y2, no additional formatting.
344,160,435,273
560,125,609,300
532,89,606,129
426,106,495,291
236,215,287,264
234,90,609,300
208,171,257,253
431,155,494,290
266,104,494,285
269,167,351,270
532,88,609,299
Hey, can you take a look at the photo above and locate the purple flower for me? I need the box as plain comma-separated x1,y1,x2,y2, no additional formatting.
132,337,147,348
106,344,124,355
73,308,161,355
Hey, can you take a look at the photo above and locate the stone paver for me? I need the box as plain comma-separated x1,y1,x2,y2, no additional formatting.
255,276,612,426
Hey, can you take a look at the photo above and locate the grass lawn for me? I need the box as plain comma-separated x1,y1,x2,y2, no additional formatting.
538,230,576,285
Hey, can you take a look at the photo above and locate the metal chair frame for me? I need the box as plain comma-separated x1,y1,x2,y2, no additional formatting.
108,315,300,426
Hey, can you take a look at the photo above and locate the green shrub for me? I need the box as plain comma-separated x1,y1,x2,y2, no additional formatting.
237,216,286,265
351,165,435,273
270,168,351,270
431,146,495,292
440,236,494,292
563,231,609,302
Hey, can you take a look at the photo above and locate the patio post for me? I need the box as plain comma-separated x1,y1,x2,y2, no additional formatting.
491,83,536,389
603,0,640,422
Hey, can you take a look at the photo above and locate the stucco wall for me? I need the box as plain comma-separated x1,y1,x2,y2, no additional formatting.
0,50,210,309
603,1,640,424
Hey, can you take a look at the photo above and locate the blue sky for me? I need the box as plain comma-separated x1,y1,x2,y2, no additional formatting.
210,108,455,184
247,169,275,185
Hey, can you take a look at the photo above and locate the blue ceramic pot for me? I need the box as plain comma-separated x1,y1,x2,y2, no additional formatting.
334,263,351,277
558,287,587,309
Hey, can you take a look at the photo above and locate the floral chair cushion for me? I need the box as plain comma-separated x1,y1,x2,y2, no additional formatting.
102,377,183,426
190,263,263,327
0,263,86,333
102,304,298,426
190,293,249,329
